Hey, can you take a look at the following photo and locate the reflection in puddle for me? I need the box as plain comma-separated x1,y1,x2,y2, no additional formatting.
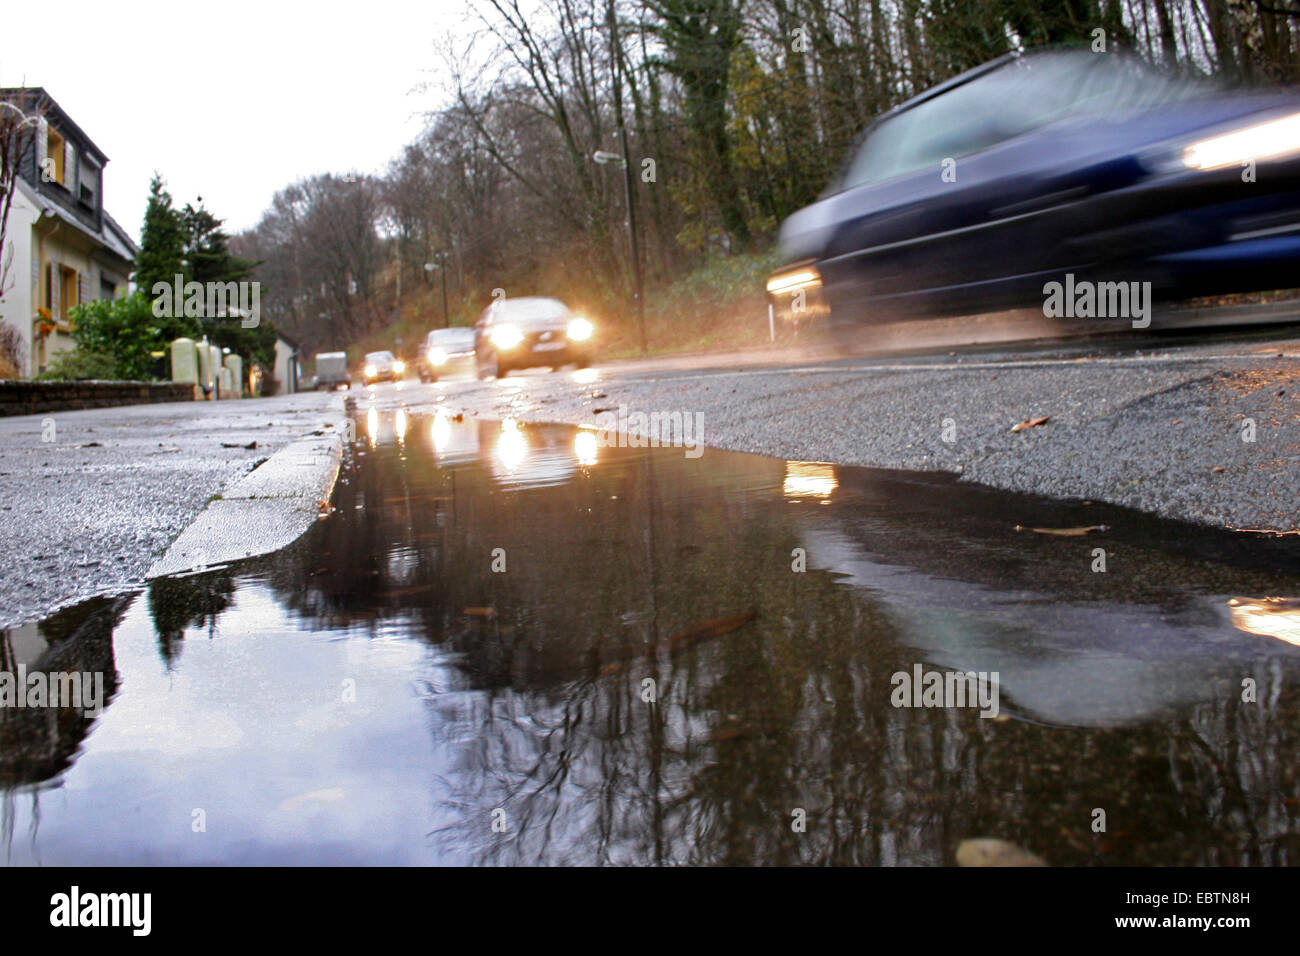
2,411,1300,865
495,417,527,475
431,409,452,453
573,427,599,467
1229,597,1300,647
783,461,837,499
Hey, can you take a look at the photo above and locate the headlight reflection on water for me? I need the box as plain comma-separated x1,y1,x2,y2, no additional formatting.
574,428,598,466
366,407,379,447
783,461,837,500
1228,597,1300,646
431,410,452,453
496,418,528,473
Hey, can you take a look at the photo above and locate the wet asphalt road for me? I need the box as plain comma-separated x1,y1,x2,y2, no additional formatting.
367,327,1300,535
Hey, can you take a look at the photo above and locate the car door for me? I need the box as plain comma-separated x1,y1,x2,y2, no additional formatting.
817,86,1031,316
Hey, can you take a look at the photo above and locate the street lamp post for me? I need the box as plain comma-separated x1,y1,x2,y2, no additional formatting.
604,0,646,355
423,255,450,328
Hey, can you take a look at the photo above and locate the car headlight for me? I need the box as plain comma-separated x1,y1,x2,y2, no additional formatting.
392,360,406,374
766,266,822,296
566,317,594,341
1184,111,1300,170
489,324,523,349
429,348,448,365
364,363,377,378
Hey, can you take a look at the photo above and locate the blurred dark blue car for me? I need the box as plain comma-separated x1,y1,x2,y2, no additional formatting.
769,48,1300,325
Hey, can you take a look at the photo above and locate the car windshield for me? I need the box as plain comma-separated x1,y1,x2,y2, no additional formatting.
366,351,394,362
497,298,568,322
840,52,1202,190
428,328,474,347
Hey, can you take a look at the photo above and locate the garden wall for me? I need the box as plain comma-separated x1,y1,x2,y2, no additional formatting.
0,380,197,417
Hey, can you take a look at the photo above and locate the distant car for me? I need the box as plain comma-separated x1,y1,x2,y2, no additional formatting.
314,351,349,390
768,48,1300,328
474,297,594,379
419,327,476,382
362,350,405,384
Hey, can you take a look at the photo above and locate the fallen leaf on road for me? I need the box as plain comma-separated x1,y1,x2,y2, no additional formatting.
668,610,757,651
713,726,751,743
1015,524,1110,536
1010,416,1050,433
956,838,1046,867
464,606,497,618
1211,466,1225,473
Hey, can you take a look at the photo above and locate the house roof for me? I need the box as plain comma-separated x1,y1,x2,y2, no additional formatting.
0,87,110,166
103,210,140,259
16,176,137,267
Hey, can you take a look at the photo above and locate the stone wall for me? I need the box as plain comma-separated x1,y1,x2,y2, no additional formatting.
0,380,196,417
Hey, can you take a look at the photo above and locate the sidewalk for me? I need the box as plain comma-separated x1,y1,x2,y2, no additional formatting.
0,392,345,629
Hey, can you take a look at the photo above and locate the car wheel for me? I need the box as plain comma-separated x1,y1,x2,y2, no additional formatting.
574,355,591,369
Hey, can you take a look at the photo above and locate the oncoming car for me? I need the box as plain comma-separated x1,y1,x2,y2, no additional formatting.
419,327,476,382
768,48,1300,330
473,297,594,379
362,350,405,385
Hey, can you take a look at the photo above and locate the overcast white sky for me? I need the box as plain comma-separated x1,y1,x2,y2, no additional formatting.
2,0,471,238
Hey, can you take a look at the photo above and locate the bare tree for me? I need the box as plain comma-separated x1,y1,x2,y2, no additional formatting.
0,97,44,376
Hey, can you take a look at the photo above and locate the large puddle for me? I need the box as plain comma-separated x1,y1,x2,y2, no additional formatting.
3,410,1300,864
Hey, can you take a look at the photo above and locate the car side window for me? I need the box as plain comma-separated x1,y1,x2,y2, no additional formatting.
841,66,1057,190
845,96,1009,188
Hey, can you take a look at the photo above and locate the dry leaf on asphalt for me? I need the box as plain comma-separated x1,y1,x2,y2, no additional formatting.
1014,524,1110,536
667,610,757,651
1010,416,1050,433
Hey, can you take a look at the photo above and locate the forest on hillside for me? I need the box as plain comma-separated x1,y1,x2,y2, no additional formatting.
230,1,1300,354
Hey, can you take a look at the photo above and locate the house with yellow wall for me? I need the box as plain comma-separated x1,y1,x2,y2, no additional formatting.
0,88,137,379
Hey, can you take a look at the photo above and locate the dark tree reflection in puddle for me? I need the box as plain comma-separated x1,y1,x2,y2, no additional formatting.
148,571,236,668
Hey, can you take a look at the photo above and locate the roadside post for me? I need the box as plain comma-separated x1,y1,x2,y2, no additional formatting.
224,354,244,398
171,337,199,399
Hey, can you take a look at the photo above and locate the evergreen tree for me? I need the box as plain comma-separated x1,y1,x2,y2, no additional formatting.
133,173,186,294
182,199,256,284
181,197,274,369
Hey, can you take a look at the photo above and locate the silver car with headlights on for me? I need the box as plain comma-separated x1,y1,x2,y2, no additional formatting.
473,297,594,379
419,327,477,382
